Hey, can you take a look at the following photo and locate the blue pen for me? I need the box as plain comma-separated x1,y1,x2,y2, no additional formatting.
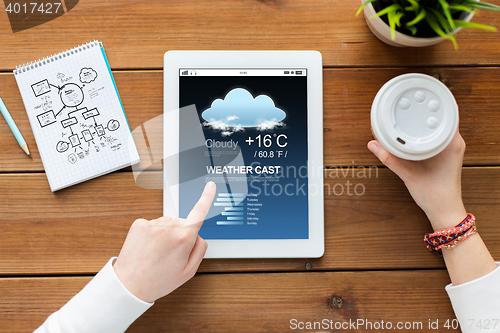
0,97,30,157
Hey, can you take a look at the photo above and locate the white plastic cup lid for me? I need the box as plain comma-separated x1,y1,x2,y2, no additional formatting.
371,73,459,161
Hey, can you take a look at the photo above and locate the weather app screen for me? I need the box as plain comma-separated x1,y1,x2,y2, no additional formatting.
179,69,308,239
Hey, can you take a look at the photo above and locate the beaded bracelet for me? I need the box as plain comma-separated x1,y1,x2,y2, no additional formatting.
424,214,475,247
433,226,477,252
423,213,476,253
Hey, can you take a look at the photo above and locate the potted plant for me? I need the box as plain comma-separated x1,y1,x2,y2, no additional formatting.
357,0,500,49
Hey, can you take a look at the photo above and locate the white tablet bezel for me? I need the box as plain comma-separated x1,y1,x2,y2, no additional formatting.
164,51,324,258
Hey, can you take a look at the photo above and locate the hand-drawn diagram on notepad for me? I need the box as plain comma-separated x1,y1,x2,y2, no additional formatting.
14,41,140,191
30,66,123,165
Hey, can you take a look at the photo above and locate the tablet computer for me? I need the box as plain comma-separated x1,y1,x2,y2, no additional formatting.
163,51,324,258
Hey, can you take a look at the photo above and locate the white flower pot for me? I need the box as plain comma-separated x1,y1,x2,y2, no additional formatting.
361,0,476,47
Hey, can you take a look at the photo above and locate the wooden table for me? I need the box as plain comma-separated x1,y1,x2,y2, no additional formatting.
1,1,500,332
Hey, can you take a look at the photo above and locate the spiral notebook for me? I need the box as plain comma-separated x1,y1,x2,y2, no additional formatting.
14,41,140,191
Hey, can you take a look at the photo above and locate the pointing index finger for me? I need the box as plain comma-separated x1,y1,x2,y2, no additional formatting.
184,182,216,230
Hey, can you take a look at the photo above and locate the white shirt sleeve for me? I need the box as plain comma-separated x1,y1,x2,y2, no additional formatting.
34,257,153,333
446,263,500,333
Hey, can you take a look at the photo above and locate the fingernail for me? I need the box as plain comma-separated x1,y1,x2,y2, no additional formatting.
206,181,215,189
367,142,378,154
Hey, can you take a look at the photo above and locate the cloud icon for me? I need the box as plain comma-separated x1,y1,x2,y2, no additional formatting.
201,88,286,135
79,67,98,84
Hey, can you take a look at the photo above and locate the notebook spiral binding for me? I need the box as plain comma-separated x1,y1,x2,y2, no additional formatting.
14,40,100,76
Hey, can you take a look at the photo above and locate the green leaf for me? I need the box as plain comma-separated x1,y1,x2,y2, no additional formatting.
426,15,458,50
463,1,500,12
356,0,377,17
438,0,456,29
405,24,418,35
429,8,453,35
406,8,426,26
394,11,404,27
388,10,398,40
406,0,419,11
448,5,473,13
370,3,402,19
454,19,498,31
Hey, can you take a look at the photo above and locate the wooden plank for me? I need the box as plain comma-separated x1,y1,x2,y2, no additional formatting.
0,270,460,332
2,67,500,172
1,0,500,70
0,168,499,275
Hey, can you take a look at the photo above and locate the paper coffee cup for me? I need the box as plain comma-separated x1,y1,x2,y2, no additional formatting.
371,73,459,161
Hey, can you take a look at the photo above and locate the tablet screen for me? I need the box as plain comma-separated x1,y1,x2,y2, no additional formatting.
179,69,308,239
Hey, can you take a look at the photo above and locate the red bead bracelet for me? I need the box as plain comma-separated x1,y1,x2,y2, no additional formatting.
424,213,476,253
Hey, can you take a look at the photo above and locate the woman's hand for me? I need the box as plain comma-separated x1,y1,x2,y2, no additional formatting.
368,132,496,285
113,182,216,303
368,131,467,231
